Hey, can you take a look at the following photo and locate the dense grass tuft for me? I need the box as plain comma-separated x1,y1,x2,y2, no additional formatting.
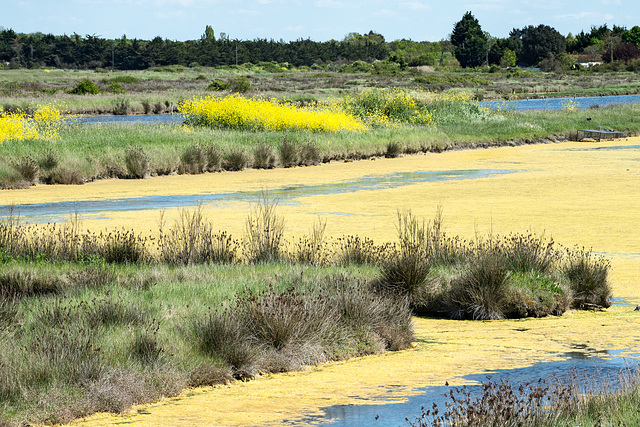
563,248,612,309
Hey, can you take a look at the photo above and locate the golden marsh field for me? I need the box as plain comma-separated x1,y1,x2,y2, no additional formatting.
3,137,633,426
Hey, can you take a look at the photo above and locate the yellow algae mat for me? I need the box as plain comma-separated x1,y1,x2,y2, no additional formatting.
3,138,638,426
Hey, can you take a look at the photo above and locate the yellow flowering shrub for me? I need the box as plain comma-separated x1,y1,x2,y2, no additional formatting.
0,104,64,143
340,88,435,127
180,95,366,133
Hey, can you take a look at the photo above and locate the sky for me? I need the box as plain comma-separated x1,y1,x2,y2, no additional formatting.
2,0,638,42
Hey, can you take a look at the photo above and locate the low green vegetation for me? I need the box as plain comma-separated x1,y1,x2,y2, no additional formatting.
0,200,614,425
2,92,640,189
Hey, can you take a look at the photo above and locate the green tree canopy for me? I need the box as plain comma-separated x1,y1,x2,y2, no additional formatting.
519,24,566,66
623,26,640,48
450,11,487,68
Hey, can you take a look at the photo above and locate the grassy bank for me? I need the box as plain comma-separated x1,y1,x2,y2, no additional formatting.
2,100,639,189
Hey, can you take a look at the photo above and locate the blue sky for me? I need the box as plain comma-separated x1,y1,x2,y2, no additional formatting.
3,0,638,42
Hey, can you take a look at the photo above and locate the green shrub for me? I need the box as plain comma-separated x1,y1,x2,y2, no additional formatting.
141,101,151,114
71,78,100,95
109,75,140,84
112,98,131,115
108,82,125,94
229,75,251,93
207,79,230,91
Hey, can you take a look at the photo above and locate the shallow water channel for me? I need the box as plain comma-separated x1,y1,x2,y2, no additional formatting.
307,352,639,426
7,137,639,427
1,169,514,224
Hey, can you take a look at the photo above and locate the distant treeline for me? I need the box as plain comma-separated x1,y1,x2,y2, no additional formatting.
0,27,396,70
1,19,640,71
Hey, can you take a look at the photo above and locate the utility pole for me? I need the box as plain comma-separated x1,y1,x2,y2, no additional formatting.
486,39,489,66
112,43,115,72
611,39,614,63
235,44,238,66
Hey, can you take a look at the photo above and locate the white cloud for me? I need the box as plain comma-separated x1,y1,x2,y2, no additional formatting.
555,11,599,20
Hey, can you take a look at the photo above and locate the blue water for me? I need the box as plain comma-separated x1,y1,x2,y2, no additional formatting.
300,352,639,427
0,169,514,224
480,94,640,111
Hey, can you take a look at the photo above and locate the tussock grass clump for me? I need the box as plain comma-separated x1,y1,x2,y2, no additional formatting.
178,144,206,174
385,141,402,158
336,235,390,266
408,376,578,427
223,148,248,171
563,248,612,309
112,98,131,115
193,277,414,377
253,143,276,169
12,155,38,183
244,195,285,263
377,210,578,319
446,250,510,320
204,144,223,172
37,148,59,172
278,138,298,167
291,218,327,266
158,208,237,265
124,145,149,179
299,142,321,166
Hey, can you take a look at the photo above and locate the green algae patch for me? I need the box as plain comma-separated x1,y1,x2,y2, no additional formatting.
14,137,640,426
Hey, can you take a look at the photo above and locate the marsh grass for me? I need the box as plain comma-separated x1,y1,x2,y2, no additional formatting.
253,143,277,169
562,248,612,309
178,143,206,174
1,102,639,189
244,194,285,263
124,145,149,178
158,208,238,265
408,366,640,427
